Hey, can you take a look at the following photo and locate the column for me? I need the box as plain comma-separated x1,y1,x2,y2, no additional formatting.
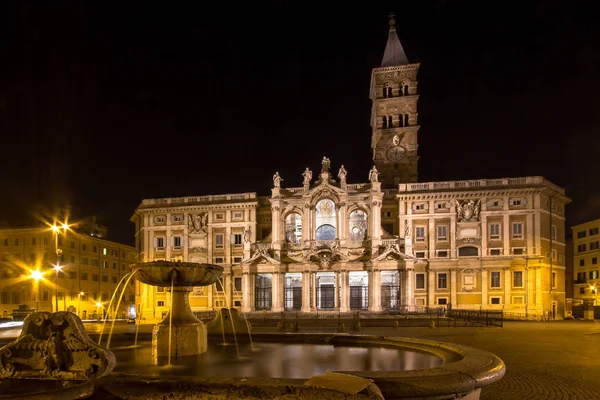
428,269,436,306
504,268,511,308
449,215,456,258
301,271,310,312
450,269,457,307
428,218,435,259
311,272,317,311
527,267,534,312
481,269,488,308
534,212,542,256
340,270,349,312
332,271,338,309
406,268,414,307
535,267,542,308
369,269,381,312
367,269,375,311
503,214,510,256
526,214,534,255
242,271,252,312
481,215,488,256
271,272,282,312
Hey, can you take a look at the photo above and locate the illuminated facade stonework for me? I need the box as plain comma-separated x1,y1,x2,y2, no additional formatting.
572,219,600,305
132,17,570,319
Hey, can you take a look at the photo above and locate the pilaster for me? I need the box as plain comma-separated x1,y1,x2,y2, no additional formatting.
428,269,436,306
481,269,488,307
450,269,457,307
340,270,349,312
406,268,414,306
503,267,511,308
302,270,311,312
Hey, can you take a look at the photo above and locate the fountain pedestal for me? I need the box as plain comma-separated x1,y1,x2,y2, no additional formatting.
152,287,207,359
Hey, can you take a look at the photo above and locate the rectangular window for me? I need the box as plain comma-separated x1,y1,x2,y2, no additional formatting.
591,241,600,250
551,225,557,241
233,257,242,263
233,234,243,246
102,260,108,268
437,298,447,305
490,249,501,256
234,277,242,292
578,244,586,252
103,248,108,255
82,257,89,265
233,212,243,220
69,271,76,280
112,276,118,284
513,248,524,255
92,259,98,267
580,259,585,267
81,272,88,281
593,257,598,265
513,271,523,288
215,279,223,292
57,292,64,301
513,296,524,304
70,255,75,263
578,271,586,281
415,273,425,289
156,237,165,248
102,275,108,283
552,272,556,288
214,257,224,263
437,250,448,258
437,225,448,242
580,287,585,294
415,251,425,258
112,262,116,269
215,213,225,221
415,227,425,242
490,297,501,305
489,223,500,240
82,243,87,251
173,236,183,247
215,234,224,249
71,241,75,249
552,249,557,261
590,270,599,279
512,222,523,239
157,301,165,307
437,273,447,289
491,272,501,288
577,231,587,239
92,274,98,282
590,227,599,236
93,246,97,253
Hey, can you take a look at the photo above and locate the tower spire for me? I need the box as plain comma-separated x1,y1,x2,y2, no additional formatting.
381,13,409,67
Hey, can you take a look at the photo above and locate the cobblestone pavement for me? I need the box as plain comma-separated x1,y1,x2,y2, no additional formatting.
361,321,600,399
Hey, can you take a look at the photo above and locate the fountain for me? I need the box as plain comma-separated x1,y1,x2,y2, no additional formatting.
130,261,223,359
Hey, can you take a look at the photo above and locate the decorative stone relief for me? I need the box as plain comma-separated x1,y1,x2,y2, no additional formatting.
0,312,115,380
456,199,481,222
188,213,208,234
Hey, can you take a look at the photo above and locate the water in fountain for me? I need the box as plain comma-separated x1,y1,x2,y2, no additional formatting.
134,283,147,347
212,281,228,345
106,271,138,349
98,271,136,346
216,275,240,357
227,269,255,351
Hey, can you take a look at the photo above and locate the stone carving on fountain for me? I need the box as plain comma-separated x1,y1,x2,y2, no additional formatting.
0,311,115,380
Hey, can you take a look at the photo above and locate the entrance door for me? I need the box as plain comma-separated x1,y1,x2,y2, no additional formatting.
350,286,368,310
293,287,302,310
320,285,335,309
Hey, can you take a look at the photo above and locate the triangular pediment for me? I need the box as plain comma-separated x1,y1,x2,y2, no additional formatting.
373,243,415,262
242,248,280,265
306,181,345,203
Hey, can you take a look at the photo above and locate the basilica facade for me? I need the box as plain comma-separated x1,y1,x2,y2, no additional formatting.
132,17,570,320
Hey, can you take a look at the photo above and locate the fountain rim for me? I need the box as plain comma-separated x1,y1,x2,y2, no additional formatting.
102,333,505,398
130,261,224,287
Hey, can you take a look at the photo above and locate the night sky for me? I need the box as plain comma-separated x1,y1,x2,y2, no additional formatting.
1,1,599,245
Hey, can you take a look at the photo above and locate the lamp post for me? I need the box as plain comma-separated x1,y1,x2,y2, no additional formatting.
78,291,84,319
30,269,43,311
51,222,70,312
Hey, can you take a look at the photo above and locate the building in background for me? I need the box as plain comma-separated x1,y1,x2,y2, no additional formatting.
0,222,137,320
132,16,570,320
571,219,600,306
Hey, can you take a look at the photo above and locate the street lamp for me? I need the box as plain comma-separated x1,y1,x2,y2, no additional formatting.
78,291,84,319
30,269,43,311
51,222,69,312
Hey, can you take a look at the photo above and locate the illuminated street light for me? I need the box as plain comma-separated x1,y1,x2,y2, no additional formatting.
30,270,43,281
51,221,70,312
51,225,60,233
62,223,69,231
95,302,103,308
29,269,43,311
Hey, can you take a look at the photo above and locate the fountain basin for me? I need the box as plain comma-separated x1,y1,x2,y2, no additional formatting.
131,261,223,287
96,333,505,399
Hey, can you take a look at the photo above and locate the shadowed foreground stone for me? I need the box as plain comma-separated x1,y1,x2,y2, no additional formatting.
206,307,252,335
0,311,115,399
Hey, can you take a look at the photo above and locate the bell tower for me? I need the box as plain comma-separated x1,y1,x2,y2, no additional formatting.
370,14,420,189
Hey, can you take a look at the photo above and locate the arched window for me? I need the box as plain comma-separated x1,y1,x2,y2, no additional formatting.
404,85,409,96
404,114,409,126
382,116,387,129
316,199,336,241
387,116,393,128
383,88,387,98
458,246,479,257
398,115,404,127
349,210,367,242
387,87,393,98
285,213,302,244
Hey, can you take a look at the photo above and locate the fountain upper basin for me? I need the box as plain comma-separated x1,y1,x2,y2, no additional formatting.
131,261,223,287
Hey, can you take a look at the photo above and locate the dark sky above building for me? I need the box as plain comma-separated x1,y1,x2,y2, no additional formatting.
1,1,599,245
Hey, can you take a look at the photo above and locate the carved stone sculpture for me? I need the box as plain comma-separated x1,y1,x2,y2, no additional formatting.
243,226,252,243
456,199,481,222
302,168,312,186
0,311,115,380
321,156,331,173
188,213,208,234
338,165,347,183
273,171,283,188
368,166,379,183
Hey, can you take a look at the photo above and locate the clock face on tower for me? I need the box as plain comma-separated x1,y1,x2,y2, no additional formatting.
387,146,405,162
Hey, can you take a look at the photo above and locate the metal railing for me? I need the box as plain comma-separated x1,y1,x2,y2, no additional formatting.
447,309,503,327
